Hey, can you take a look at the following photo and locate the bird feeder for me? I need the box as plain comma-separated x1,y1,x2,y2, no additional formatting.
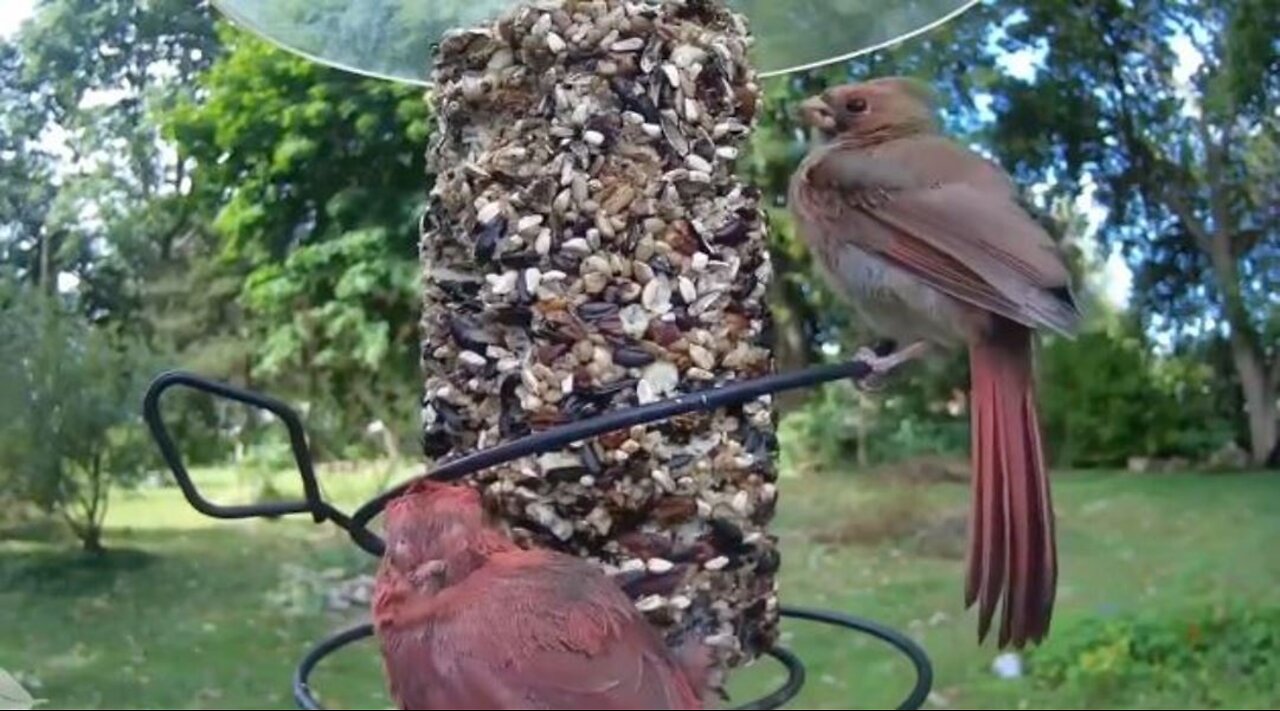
146,0,979,708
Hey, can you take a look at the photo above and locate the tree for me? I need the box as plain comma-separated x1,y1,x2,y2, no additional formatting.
0,0,244,470
2,0,221,322
1038,316,1235,468
3,2,432,462
0,42,59,295
163,26,430,457
0,287,158,553
990,0,1279,465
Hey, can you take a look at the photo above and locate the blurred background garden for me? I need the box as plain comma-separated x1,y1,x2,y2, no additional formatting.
1,0,1277,708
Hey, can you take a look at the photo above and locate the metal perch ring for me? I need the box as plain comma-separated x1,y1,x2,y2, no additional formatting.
143,359,934,710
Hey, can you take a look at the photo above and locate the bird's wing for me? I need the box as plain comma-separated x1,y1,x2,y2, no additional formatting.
799,137,1081,336
383,551,702,710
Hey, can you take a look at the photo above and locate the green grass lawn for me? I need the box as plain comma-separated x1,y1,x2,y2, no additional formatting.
3,465,1278,710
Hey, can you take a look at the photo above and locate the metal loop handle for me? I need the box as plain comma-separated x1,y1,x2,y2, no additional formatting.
143,370,326,522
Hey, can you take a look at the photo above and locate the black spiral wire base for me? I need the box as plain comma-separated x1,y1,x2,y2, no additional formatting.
143,361,934,710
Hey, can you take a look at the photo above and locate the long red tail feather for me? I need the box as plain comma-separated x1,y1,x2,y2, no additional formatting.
965,323,1056,648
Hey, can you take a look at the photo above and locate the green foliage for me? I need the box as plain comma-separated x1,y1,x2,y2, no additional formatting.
165,24,429,264
780,370,970,473
162,26,430,457
2,0,1273,470
240,228,417,377
5,6,431,465
1039,323,1235,468
6,464,1279,709
1,1,246,474
991,0,1278,463
779,381,866,471
1,0,220,316
0,43,57,288
0,288,159,552
786,316,1234,472
1030,604,1280,707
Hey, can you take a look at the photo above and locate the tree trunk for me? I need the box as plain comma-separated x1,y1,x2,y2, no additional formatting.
1233,345,1278,467
77,453,109,555
377,425,401,462
81,527,105,555
63,502,107,556
355,386,403,461
420,0,777,688
1208,235,1278,466
767,278,814,416
37,229,53,295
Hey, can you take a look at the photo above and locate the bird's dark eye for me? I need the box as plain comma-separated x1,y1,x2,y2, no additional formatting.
847,98,868,114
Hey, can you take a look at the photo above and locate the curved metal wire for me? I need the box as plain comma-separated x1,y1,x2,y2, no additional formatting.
143,371,325,521
350,359,873,553
291,623,806,711
142,371,385,551
210,0,982,87
781,607,933,711
145,360,871,558
293,623,374,711
289,607,932,710
143,360,934,710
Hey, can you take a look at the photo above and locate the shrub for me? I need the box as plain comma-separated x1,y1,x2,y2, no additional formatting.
1029,604,1280,707
0,290,158,553
1039,327,1235,468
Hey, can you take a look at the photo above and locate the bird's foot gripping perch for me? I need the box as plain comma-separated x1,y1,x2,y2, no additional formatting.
852,340,932,392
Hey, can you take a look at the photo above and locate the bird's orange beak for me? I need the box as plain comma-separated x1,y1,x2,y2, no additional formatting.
798,95,836,134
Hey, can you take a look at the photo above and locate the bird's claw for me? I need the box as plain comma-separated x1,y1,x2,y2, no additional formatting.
853,347,889,392
852,340,930,391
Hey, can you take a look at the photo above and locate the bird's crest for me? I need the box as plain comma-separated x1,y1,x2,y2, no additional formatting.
391,477,483,516
868,75,940,109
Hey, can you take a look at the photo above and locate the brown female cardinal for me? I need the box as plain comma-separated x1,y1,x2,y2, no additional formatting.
788,77,1081,649
371,479,709,710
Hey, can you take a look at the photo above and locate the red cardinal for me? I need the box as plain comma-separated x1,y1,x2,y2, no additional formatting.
788,77,1081,648
372,479,708,709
